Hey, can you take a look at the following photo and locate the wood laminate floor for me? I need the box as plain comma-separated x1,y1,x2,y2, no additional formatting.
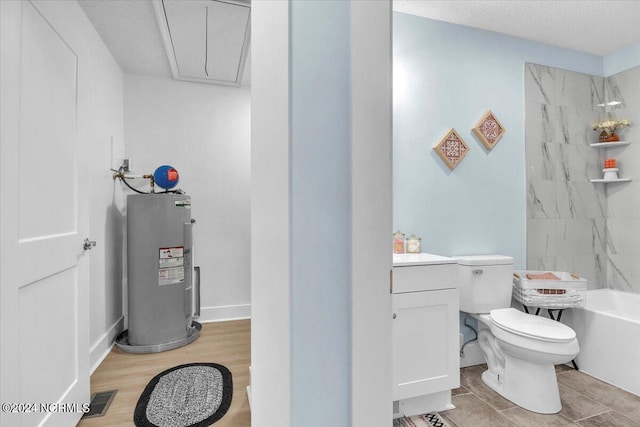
78,319,251,427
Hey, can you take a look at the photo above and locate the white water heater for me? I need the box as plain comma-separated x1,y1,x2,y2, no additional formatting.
116,193,201,353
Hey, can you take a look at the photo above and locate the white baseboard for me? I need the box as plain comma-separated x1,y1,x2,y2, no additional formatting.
394,391,454,418
196,303,251,323
90,316,125,374
89,305,251,373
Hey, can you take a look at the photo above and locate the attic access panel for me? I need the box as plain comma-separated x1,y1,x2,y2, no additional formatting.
154,0,250,86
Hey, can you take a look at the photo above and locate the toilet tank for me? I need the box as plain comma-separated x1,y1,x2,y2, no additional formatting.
455,255,514,313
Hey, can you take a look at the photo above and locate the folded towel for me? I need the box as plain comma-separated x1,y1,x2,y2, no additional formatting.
526,272,560,280
536,288,566,295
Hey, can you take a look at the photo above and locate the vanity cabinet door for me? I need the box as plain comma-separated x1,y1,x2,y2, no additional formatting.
392,288,460,401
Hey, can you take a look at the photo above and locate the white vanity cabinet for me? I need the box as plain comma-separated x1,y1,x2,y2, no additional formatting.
392,253,460,417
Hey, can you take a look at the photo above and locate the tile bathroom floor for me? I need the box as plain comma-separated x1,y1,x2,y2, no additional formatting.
440,364,640,427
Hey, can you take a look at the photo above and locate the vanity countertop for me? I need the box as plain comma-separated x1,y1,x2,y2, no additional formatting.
393,252,457,267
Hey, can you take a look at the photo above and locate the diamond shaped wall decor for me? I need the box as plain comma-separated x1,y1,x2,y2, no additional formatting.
433,128,470,170
472,110,506,150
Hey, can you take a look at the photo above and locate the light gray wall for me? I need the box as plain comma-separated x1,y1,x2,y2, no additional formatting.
605,66,640,293
124,74,251,321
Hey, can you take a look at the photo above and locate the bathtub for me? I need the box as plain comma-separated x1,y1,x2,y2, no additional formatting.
563,289,640,396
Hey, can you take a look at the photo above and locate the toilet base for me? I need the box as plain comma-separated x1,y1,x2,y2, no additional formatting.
481,355,561,414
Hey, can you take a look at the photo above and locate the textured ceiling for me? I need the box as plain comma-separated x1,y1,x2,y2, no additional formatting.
393,0,640,56
80,0,639,85
79,0,171,77
78,0,251,85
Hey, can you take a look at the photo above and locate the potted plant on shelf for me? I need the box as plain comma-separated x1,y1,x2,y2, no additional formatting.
592,119,632,142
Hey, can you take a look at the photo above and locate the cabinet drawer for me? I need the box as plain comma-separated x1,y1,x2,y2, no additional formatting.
393,263,457,293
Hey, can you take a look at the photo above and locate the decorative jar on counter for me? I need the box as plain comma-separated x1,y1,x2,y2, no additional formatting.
393,231,405,254
406,235,421,253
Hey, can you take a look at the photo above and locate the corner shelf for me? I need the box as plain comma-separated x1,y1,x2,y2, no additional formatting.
589,141,632,148
590,178,632,183
589,141,634,182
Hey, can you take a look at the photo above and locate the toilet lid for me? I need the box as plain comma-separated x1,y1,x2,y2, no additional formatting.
490,308,576,342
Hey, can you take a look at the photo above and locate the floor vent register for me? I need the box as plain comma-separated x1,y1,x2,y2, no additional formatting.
81,390,118,419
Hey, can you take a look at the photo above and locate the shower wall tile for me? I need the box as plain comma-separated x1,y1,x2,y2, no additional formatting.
560,107,603,146
527,181,557,219
604,66,640,293
562,254,607,290
555,219,606,256
605,66,639,141
525,64,607,288
526,64,639,292
609,66,640,110
604,144,640,192
555,182,606,219
525,102,559,143
525,140,556,181
604,78,623,108
615,143,640,178
555,144,600,182
527,219,556,257
556,69,605,110
608,180,640,219
526,257,557,272
525,63,605,111
607,218,640,257
608,255,639,293
525,63,557,105
589,75,606,109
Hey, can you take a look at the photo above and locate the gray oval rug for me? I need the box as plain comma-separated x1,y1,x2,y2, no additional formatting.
134,362,233,427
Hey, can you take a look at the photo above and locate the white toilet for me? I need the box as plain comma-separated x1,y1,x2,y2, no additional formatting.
456,255,579,414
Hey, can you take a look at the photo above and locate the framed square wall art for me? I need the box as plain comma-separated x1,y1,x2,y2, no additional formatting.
472,110,505,150
433,128,470,170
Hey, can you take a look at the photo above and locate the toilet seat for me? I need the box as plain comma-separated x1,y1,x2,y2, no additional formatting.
490,308,576,342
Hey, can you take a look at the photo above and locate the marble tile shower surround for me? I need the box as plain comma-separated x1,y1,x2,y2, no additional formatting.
603,66,640,293
525,63,607,289
525,64,640,293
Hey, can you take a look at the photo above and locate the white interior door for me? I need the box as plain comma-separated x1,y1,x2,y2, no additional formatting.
1,1,90,426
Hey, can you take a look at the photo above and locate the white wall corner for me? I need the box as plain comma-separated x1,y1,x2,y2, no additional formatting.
250,1,291,426
89,316,125,374
351,1,393,426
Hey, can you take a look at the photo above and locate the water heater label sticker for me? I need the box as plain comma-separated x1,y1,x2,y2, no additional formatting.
159,257,184,268
159,247,185,285
160,247,184,259
158,267,184,286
